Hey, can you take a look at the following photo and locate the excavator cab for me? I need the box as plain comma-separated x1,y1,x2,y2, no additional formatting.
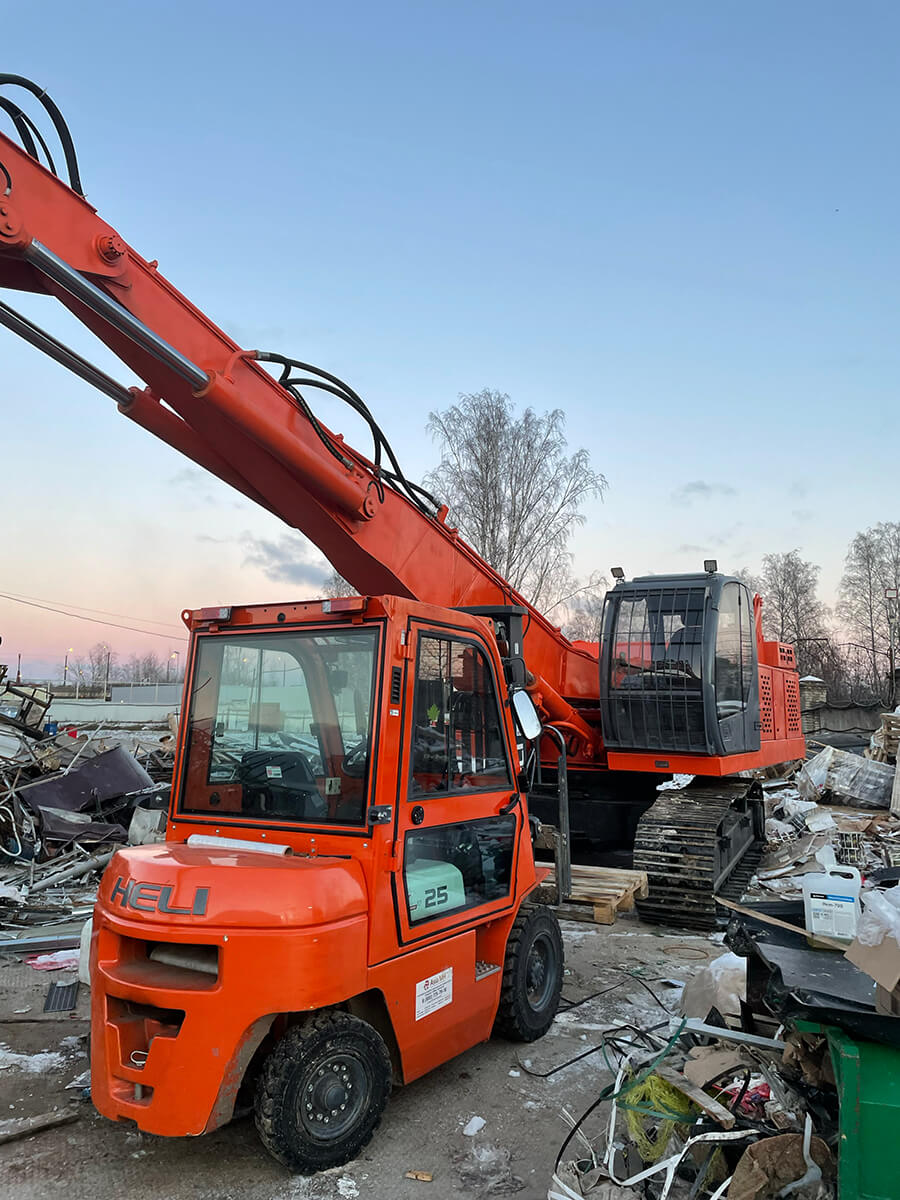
599,572,760,762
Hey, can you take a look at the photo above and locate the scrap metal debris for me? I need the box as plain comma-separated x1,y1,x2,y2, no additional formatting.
0,696,174,949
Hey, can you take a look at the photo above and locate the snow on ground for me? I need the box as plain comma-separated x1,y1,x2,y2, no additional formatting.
0,1044,66,1074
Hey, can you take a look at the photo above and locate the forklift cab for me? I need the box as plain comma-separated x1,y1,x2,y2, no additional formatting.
598,572,760,758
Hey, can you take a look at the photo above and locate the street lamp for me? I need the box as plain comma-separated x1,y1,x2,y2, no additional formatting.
63,647,74,688
167,650,180,682
101,642,111,699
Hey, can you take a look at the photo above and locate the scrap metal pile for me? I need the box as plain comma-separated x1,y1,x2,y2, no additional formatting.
550,1010,839,1200
549,738,900,1200
0,692,175,951
751,739,900,903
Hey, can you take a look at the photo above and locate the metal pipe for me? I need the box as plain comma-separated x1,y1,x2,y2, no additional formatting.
29,848,115,892
24,240,208,390
0,299,135,405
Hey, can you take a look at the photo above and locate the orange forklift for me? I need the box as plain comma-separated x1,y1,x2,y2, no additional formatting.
92,596,561,1169
0,77,806,1170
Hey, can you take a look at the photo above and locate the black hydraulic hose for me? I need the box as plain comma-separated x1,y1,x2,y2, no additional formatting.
257,350,442,516
0,75,83,194
0,99,58,175
0,98,38,159
14,107,58,175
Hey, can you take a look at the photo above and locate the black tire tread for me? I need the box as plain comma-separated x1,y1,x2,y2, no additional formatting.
494,903,563,1042
254,1009,391,1174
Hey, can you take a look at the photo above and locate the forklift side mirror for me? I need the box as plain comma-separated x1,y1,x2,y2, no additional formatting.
511,690,542,741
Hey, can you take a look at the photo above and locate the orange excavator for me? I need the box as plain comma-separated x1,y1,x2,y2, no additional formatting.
0,78,805,1171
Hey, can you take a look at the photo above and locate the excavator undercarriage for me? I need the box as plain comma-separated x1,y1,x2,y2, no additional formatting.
633,778,765,930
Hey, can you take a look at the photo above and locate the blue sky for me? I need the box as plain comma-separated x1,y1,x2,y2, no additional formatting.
1,1,898,678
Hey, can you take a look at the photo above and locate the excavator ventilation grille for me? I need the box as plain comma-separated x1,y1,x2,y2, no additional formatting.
785,675,801,734
759,671,774,737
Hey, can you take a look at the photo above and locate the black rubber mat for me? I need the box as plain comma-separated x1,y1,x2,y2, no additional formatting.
44,980,79,1012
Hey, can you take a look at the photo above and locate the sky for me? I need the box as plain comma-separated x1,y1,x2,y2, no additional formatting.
1,1,898,680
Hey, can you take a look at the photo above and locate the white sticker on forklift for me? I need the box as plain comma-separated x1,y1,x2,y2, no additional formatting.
265,765,282,779
415,967,453,1020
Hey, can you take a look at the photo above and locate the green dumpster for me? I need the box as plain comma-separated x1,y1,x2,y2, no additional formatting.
797,1021,900,1200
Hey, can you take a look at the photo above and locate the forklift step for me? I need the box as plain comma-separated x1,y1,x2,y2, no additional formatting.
475,961,501,981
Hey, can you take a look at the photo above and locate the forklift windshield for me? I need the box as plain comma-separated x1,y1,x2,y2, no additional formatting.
178,628,379,825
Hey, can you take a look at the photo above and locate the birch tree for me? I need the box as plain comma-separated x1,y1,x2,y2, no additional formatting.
423,390,607,612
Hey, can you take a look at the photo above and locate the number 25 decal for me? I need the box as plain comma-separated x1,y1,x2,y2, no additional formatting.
424,885,449,908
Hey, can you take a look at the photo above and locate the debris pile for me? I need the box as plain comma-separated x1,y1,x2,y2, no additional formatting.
864,709,900,764
748,746,900,903
549,1002,836,1199
0,712,174,949
549,748,900,1200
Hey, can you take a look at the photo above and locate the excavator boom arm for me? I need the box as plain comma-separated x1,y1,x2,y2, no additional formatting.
0,112,600,750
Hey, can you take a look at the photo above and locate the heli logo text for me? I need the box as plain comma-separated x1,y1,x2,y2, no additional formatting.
109,877,209,916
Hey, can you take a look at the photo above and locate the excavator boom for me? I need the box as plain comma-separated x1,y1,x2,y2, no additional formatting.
0,86,599,756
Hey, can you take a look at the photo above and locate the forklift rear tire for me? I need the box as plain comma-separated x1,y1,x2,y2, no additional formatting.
494,904,563,1041
254,1010,392,1174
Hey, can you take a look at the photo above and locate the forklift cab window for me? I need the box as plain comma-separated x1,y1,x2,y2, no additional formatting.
179,628,378,824
409,635,510,797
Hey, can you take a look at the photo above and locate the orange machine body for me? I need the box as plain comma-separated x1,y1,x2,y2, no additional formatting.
90,597,539,1136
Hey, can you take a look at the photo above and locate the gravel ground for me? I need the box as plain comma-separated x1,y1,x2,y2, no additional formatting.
0,917,722,1200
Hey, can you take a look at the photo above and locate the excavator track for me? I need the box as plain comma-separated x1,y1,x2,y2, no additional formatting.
633,778,764,931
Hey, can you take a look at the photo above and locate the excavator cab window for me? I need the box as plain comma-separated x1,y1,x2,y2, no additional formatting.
178,628,379,824
598,574,760,758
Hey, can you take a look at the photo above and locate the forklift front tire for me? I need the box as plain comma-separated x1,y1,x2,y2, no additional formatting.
494,904,563,1041
254,1010,392,1174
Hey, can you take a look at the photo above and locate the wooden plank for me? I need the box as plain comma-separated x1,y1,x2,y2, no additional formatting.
0,1108,79,1145
713,895,847,952
655,1066,736,1129
538,864,649,900
592,899,617,925
891,761,900,817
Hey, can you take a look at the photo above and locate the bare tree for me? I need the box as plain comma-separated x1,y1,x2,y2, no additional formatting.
839,521,900,697
86,642,117,688
324,569,358,598
561,579,608,642
118,651,166,683
423,390,607,612
732,566,763,597
756,550,836,680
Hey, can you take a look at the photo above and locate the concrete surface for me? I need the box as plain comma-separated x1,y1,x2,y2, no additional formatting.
0,917,721,1200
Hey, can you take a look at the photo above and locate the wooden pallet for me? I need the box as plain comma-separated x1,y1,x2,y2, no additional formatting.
536,863,649,925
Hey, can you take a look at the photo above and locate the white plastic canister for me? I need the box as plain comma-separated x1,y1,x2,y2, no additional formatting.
802,865,862,946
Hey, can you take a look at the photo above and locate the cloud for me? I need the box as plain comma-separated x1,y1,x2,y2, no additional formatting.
676,543,706,555
169,467,216,505
242,532,330,590
169,467,205,487
791,508,813,523
671,480,738,506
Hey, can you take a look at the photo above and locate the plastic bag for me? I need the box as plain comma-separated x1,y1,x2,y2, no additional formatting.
855,887,900,948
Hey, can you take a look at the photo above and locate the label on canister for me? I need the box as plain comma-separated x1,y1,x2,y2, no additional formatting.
808,892,858,940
